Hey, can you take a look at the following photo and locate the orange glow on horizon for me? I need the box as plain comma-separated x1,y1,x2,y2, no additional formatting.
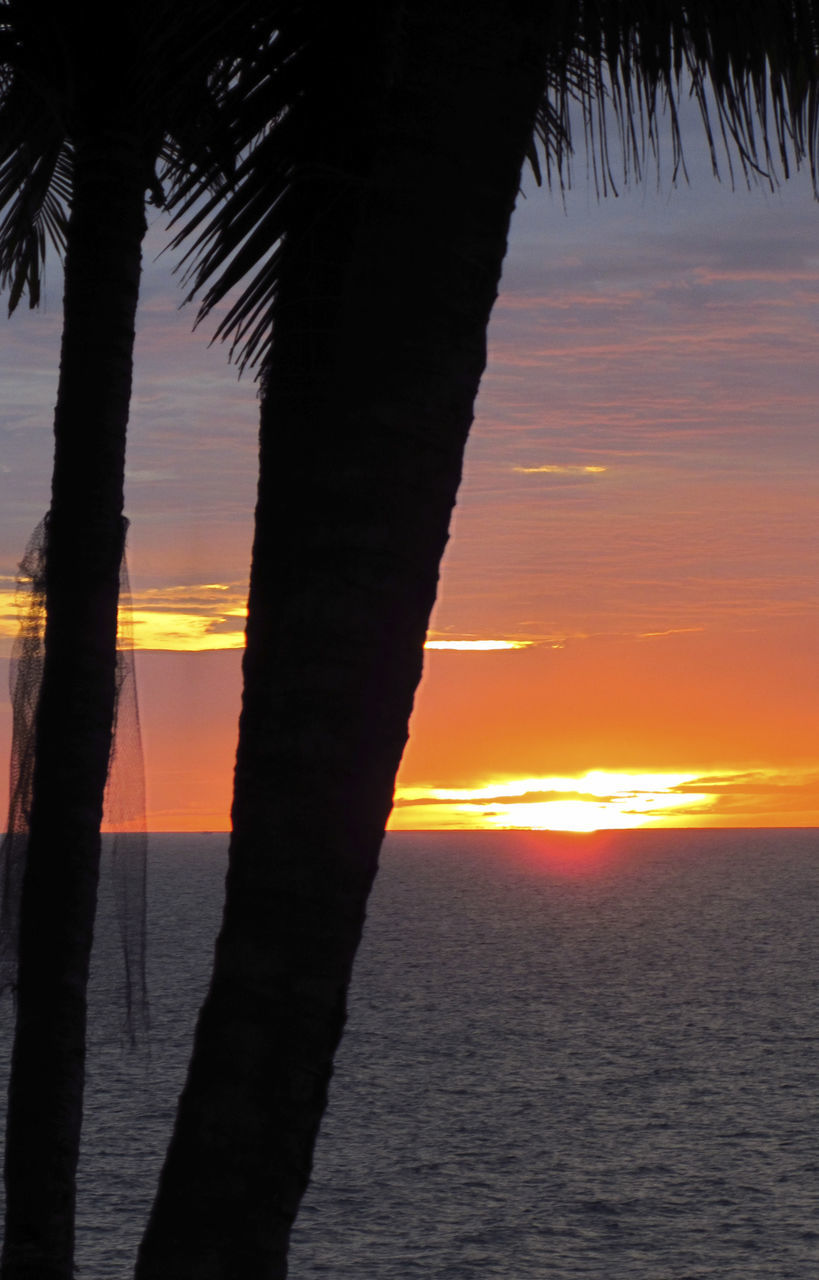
391,770,712,832
127,763,819,834
2,597,818,834
390,765,819,833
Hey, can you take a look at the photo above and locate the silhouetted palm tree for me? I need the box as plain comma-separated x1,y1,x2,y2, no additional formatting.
0,3,256,1275
134,3,819,1278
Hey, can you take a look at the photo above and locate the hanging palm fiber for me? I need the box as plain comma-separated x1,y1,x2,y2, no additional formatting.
0,516,148,1045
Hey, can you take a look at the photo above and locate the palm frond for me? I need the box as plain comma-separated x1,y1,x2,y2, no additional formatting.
0,89,70,312
543,2,819,195
0,0,278,313
0,0,73,312
161,3,819,373
161,17,306,372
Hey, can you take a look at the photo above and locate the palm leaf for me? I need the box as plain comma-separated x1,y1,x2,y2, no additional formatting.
0,98,70,312
164,3,819,373
0,0,274,313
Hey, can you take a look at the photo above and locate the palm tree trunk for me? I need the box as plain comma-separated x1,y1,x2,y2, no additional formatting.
136,5,550,1276
1,130,146,1280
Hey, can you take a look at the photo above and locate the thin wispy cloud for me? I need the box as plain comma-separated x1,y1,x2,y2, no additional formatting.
512,464,607,476
424,638,532,651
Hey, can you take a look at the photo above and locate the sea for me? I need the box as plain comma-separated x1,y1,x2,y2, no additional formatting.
1,829,819,1278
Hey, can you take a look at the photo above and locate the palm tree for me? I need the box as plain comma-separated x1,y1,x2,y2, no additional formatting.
0,4,262,1276
0,14,149,1275
3,2,816,1276
134,3,819,1278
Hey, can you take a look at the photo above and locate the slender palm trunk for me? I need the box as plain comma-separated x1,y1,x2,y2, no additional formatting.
1,131,146,1280
137,5,550,1277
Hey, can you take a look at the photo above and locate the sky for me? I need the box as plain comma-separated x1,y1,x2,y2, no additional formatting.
1,107,819,832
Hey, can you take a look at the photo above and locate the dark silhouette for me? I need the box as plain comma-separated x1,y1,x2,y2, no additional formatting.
137,14,553,1273
135,3,819,1278
0,4,256,1275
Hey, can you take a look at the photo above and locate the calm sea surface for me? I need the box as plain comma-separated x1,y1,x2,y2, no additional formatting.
2,829,819,1277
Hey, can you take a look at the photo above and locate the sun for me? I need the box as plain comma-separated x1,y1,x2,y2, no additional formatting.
484,799,633,832
391,770,713,831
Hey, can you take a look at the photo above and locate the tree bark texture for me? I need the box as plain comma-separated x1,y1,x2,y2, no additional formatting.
137,4,551,1277
1,131,146,1280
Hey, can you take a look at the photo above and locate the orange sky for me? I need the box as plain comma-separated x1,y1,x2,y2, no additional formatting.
1,137,819,832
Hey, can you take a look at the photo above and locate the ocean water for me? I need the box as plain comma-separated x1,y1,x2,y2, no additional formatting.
1,829,819,1278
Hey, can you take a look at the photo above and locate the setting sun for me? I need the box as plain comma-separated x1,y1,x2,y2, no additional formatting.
391,770,714,832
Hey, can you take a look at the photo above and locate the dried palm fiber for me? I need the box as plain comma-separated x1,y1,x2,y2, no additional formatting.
0,516,148,1045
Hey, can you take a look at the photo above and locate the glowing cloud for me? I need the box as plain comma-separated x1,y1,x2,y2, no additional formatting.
394,770,713,831
424,638,532,651
0,582,545,657
124,583,248,651
128,610,245,652
392,766,819,831
512,464,607,475
0,581,249,655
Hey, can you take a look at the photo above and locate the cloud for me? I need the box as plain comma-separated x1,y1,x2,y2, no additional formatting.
128,611,244,652
636,626,705,641
424,638,532,651
512,464,607,477
124,582,247,651
0,581,249,656
391,766,819,831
